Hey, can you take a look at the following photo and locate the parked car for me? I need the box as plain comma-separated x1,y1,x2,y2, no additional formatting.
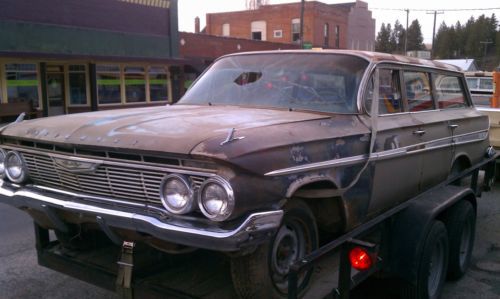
0,50,491,298
465,71,494,107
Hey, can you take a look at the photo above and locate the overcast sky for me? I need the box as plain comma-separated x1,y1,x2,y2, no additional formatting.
178,0,500,44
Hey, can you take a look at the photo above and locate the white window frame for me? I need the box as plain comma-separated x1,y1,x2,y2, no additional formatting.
222,23,230,36
273,30,283,38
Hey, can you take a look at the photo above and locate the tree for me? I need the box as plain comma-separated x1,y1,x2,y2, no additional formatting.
406,19,425,51
392,20,406,54
375,23,392,53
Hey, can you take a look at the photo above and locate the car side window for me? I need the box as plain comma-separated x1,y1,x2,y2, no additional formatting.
365,68,403,115
404,71,434,112
433,74,467,109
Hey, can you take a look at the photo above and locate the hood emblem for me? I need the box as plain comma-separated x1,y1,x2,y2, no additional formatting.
220,128,245,146
52,157,101,173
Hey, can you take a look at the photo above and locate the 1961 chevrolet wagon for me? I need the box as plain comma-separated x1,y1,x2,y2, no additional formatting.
0,50,491,298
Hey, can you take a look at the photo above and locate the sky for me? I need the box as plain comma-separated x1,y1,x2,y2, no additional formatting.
178,0,500,44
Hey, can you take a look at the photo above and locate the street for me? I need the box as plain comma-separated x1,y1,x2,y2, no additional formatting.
1,184,499,299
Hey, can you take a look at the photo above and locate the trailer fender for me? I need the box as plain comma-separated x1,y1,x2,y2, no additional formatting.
386,185,476,284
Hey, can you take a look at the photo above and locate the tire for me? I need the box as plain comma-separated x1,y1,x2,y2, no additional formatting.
230,200,318,299
401,221,449,299
443,200,476,280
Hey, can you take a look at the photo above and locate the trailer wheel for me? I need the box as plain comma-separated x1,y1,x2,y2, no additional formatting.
401,221,449,299
443,200,476,280
230,200,318,298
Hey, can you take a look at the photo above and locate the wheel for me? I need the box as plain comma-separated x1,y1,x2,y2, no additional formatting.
230,200,318,299
443,200,476,280
401,221,449,299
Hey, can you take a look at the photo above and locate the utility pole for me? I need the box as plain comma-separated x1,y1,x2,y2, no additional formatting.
404,9,409,54
300,0,305,48
480,40,493,69
426,10,444,59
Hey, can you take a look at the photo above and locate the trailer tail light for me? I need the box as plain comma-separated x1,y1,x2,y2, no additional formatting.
349,247,373,271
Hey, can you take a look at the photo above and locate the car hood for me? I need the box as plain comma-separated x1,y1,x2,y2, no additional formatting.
0,105,331,154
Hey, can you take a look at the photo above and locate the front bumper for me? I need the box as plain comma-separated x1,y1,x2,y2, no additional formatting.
0,180,283,251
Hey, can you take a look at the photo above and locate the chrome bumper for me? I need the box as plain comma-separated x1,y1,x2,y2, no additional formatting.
0,180,283,251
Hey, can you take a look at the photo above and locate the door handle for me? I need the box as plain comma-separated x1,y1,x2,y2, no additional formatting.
413,130,426,136
449,124,459,130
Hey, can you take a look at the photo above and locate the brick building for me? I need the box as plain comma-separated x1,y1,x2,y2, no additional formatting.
0,0,180,120
205,0,375,51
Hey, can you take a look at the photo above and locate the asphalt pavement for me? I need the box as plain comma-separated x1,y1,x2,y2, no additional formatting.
1,184,499,299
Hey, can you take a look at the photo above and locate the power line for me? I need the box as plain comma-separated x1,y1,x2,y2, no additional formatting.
372,7,500,12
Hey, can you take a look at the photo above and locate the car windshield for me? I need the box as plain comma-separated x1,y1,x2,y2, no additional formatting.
179,53,369,113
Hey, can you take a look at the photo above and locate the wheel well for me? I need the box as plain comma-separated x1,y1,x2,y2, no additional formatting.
450,155,471,173
290,180,345,235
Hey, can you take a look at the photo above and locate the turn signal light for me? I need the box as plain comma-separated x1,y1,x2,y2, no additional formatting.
349,247,373,271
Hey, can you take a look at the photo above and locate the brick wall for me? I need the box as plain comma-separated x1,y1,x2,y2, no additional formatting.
179,32,300,61
205,1,349,49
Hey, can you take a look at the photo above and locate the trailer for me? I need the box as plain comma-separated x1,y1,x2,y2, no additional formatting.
29,154,497,299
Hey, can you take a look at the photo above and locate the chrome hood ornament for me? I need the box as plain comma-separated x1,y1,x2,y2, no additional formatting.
220,128,245,146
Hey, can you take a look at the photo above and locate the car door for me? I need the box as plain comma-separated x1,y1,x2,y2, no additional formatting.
364,66,425,216
432,72,490,171
403,70,454,190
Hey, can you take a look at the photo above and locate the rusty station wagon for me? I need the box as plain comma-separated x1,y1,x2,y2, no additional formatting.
0,50,491,298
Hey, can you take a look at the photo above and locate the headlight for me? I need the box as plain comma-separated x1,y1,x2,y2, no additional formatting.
5,151,28,183
0,149,6,178
160,174,195,214
198,177,234,222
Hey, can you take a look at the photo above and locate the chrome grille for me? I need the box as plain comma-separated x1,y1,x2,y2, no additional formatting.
21,152,207,204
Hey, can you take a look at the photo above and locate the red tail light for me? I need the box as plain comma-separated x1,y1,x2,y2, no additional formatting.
349,247,373,271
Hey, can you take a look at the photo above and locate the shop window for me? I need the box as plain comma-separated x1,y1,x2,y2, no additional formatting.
149,67,169,102
97,65,121,104
291,18,300,43
5,63,39,107
125,66,146,103
68,65,88,106
222,23,230,36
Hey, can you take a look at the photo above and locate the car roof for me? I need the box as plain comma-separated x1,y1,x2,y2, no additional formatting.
221,49,462,73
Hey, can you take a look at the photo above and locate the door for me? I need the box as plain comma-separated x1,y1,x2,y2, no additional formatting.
365,67,424,215
46,66,66,116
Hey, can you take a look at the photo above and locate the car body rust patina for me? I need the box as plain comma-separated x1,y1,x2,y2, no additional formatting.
0,50,491,298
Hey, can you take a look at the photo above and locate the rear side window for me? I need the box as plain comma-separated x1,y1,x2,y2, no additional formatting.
404,71,434,112
434,75,467,109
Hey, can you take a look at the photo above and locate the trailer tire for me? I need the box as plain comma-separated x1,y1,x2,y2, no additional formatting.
443,200,475,280
230,200,318,299
401,221,449,299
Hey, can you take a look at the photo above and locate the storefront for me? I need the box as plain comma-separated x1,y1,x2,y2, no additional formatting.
0,0,180,121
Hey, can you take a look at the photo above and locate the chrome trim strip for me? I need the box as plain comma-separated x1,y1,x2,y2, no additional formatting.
265,129,489,176
0,180,283,239
265,154,368,176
